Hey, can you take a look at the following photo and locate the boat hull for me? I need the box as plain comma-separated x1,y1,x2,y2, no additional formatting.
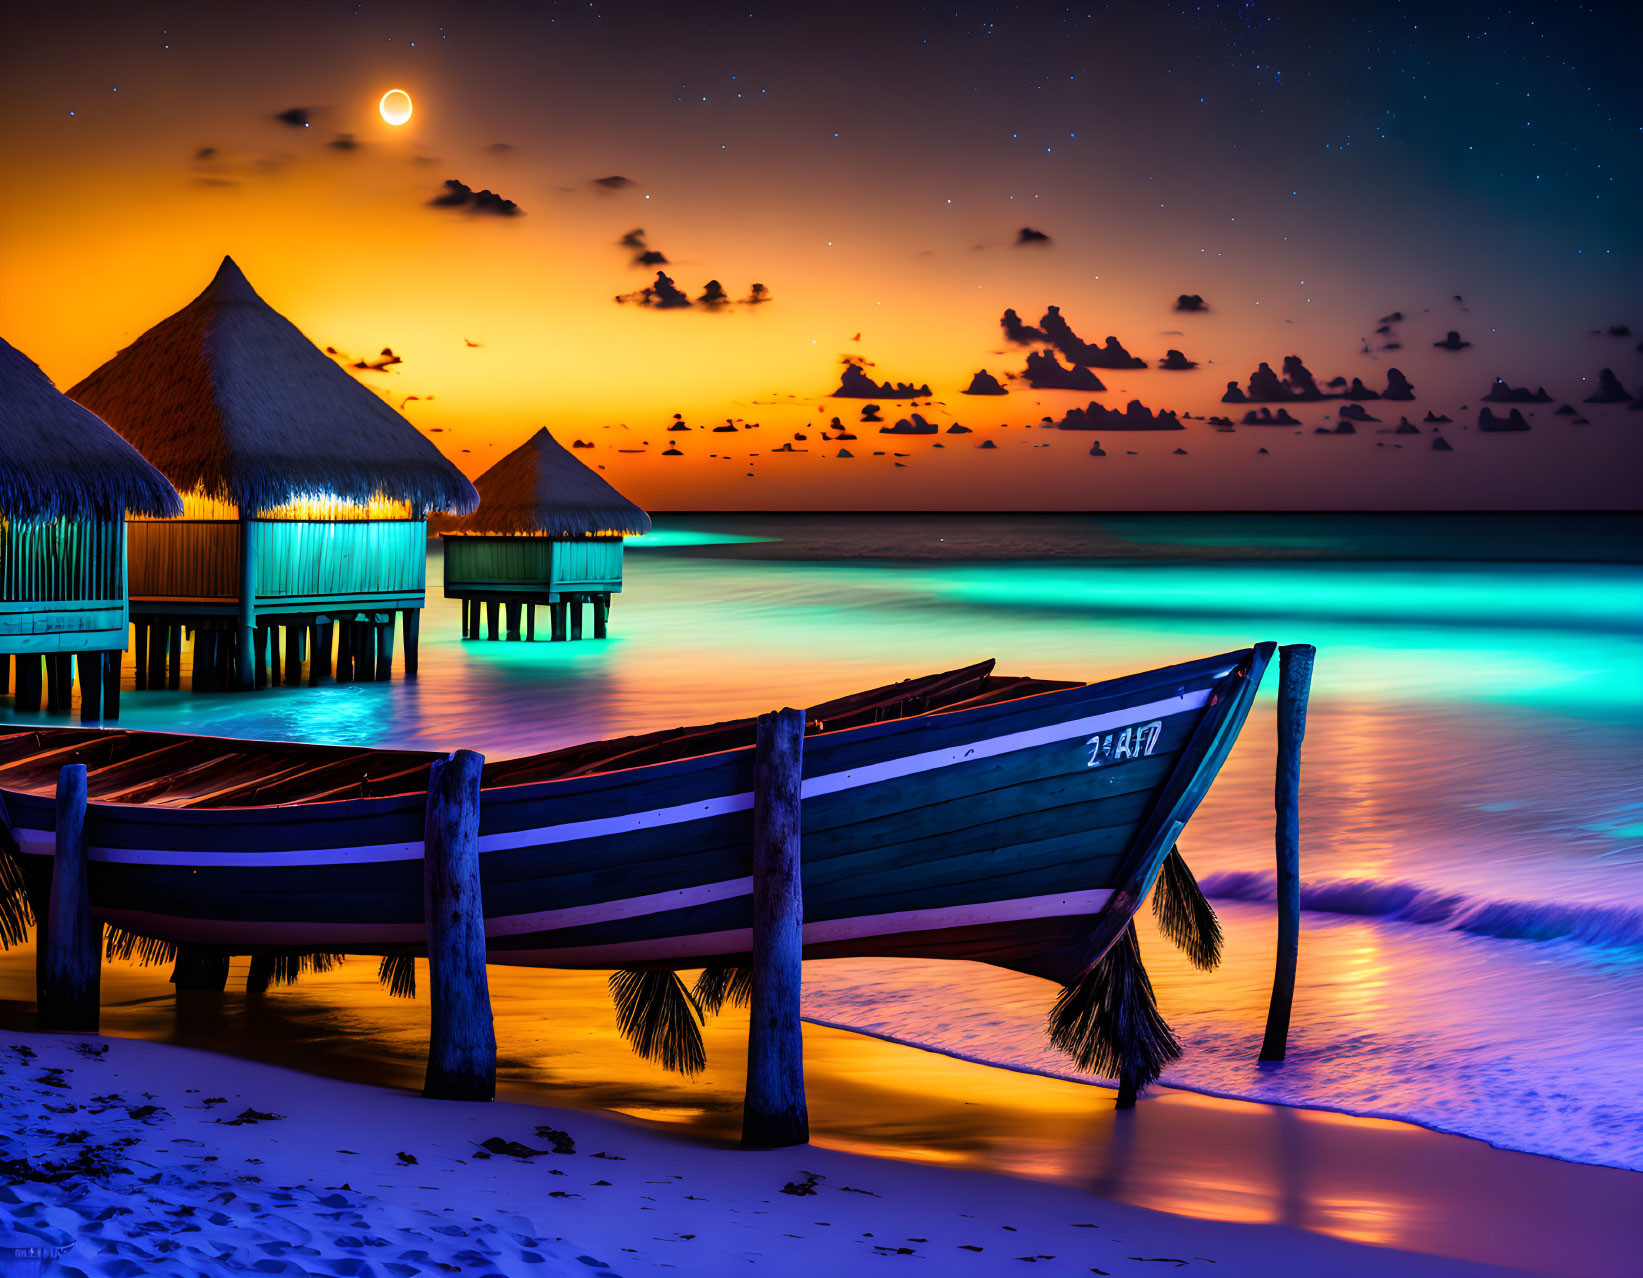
4,647,1269,983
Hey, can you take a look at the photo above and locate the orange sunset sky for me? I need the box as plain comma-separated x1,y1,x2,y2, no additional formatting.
2,2,1639,510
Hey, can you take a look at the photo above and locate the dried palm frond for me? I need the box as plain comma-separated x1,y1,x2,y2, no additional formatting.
1151,845,1223,970
378,954,418,999
609,969,706,1076
692,964,754,1016
105,926,177,966
1047,921,1181,1107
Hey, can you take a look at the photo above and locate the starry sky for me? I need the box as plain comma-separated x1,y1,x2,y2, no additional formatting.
2,0,1640,511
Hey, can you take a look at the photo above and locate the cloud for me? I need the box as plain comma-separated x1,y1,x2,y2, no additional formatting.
1343,378,1379,401
1000,308,1048,345
963,369,1008,395
1038,307,1146,368
1478,407,1531,431
880,413,939,435
1241,408,1299,425
1383,369,1415,400
484,142,515,155
615,270,691,308
1174,294,1208,312
1023,350,1105,391
327,133,360,151
274,107,312,128
1434,331,1471,351
1015,227,1052,246
1481,379,1551,403
833,365,931,398
429,179,521,215
1157,349,1197,370
697,279,730,308
1238,356,1324,402
636,250,668,265
1584,368,1634,403
594,175,635,190
1051,399,1183,431
743,283,772,304
1337,403,1379,422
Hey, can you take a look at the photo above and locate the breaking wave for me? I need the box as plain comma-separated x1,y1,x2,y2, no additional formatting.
1198,871,1643,950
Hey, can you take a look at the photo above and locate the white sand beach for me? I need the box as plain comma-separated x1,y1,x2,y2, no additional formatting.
0,1027,1597,1278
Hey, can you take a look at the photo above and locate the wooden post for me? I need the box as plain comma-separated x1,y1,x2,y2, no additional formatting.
742,707,809,1148
171,945,230,991
253,625,269,688
403,608,420,677
525,605,536,642
132,621,149,691
48,654,73,713
422,749,496,1101
147,623,165,692
310,622,329,685
268,626,282,685
15,655,42,713
246,954,276,996
101,650,121,720
594,593,609,639
237,516,256,691
359,621,379,681
460,598,470,638
38,764,100,1032
1260,643,1315,1063
0,653,9,696
550,602,567,642
77,651,102,725
284,624,303,685
336,623,353,681
485,600,500,642
504,601,521,641
168,625,182,689
568,595,584,641
376,617,395,680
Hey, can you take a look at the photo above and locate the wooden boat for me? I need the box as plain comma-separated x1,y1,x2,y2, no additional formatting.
0,645,1271,984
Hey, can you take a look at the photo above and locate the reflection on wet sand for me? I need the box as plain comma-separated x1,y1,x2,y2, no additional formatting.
0,945,1633,1277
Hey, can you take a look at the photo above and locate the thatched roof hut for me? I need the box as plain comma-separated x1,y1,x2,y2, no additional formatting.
68,257,476,516
1,336,182,522
437,427,650,537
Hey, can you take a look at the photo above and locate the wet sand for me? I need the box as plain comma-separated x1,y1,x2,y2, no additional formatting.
0,947,1635,1277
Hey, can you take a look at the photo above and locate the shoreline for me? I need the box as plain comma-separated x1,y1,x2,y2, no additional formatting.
0,1027,1569,1278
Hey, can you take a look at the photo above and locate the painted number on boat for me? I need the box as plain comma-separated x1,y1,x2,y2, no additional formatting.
1085,720,1163,768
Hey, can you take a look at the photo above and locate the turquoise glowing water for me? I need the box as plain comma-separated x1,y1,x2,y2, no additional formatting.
5,512,1641,1167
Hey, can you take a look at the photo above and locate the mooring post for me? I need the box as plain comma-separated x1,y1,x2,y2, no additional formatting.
550,602,567,642
132,622,149,691
403,608,420,677
742,706,809,1148
0,653,9,696
171,945,230,991
568,595,584,641
14,655,41,713
485,600,501,642
422,749,496,1101
39,764,100,1032
593,593,609,640
77,652,102,724
1260,643,1315,1063
375,616,395,680
168,625,182,690
504,601,521,641
525,605,536,642
245,954,276,996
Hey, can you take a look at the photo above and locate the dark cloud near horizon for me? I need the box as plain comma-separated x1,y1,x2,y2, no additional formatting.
1052,399,1183,431
1174,294,1208,312
1038,307,1147,368
1015,227,1051,246
1023,349,1105,391
483,142,515,154
274,107,311,128
429,179,521,215
1001,308,1048,345
615,270,691,307
1158,349,1197,370
327,133,359,151
594,175,636,190
833,364,931,398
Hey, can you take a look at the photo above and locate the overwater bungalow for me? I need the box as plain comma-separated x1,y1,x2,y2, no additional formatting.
1,337,182,721
435,427,650,642
68,257,477,692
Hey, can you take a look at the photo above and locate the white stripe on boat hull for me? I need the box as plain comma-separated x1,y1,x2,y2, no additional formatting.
93,887,1114,953
13,690,1210,869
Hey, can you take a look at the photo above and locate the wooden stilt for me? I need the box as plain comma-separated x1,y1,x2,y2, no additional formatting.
359,622,379,680
237,514,257,692
38,764,99,1032
254,625,269,688
77,651,102,724
101,650,121,720
284,624,303,685
1260,643,1315,1063
550,602,566,642
15,655,42,713
0,653,9,696
460,598,470,638
485,600,501,642
132,622,149,691
147,623,165,692
526,605,536,641
594,593,609,639
246,955,276,996
504,602,521,641
376,617,395,681
422,749,495,1101
314,622,333,683
403,608,420,677
268,627,281,686
171,945,230,992
216,629,234,689
742,706,809,1148
336,624,353,682
568,595,583,641
168,625,182,690
46,654,71,714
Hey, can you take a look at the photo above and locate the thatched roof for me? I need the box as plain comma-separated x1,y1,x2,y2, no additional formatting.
0,336,182,522
68,257,477,516
436,428,651,537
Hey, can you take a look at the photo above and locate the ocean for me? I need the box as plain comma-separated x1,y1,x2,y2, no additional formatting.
7,512,1640,1170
